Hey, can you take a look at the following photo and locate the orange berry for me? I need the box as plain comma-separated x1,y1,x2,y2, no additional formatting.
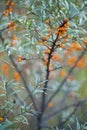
64,22,70,27
10,42,15,47
45,19,50,24
8,21,14,27
11,2,15,7
64,18,68,23
58,27,66,31
12,36,18,40
54,30,59,35
35,41,40,45
0,117,4,122
8,7,13,12
17,56,22,62
58,43,65,48
8,21,16,32
42,41,46,45
5,0,10,6
64,38,67,42
66,35,70,39
41,36,48,41
43,48,50,54
47,33,51,37
3,10,9,16
43,59,48,66
13,26,16,31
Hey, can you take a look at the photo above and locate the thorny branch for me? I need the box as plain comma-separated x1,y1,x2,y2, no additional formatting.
40,18,69,115
41,35,59,112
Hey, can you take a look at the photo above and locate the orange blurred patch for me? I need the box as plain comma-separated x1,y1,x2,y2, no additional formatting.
59,70,66,77
67,56,77,66
77,57,86,68
10,42,15,47
13,72,20,81
2,64,9,77
48,102,54,108
12,35,18,40
52,53,61,62
71,42,83,51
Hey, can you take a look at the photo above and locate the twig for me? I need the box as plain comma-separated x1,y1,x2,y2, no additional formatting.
58,103,79,128
42,99,87,122
41,99,87,129
50,66,63,71
0,32,38,111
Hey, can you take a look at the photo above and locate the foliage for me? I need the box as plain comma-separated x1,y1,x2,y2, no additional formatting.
0,0,87,130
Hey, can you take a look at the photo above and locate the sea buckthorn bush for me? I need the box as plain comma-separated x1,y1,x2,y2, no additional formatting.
0,0,87,130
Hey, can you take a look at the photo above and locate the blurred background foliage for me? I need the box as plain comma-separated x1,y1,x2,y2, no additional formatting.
0,0,87,130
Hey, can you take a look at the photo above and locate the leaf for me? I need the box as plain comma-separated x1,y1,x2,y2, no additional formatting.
82,122,87,129
15,115,29,125
19,106,26,114
2,100,13,110
0,119,13,129
76,118,81,130
0,94,5,97
26,103,33,110
7,80,20,89
33,88,43,94
9,90,22,96
69,2,79,17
